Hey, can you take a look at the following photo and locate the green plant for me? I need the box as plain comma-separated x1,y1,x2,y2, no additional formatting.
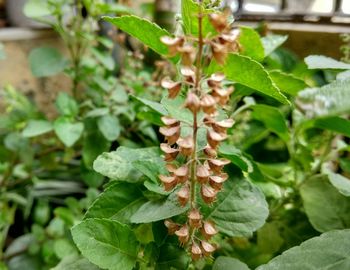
69,1,350,270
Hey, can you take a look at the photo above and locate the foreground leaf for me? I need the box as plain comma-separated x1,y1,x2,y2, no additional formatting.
71,218,139,270
223,54,289,104
202,178,269,237
239,26,264,62
257,229,350,270
93,147,161,182
213,256,250,270
131,191,188,223
52,255,99,270
269,70,307,96
103,15,170,56
84,182,146,223
305,55,350,70
300,175,350,232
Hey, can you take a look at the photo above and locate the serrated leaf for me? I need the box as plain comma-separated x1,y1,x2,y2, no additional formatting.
305,55,350,70
261,35,288,57
93,147,161,182
257,229,350,270
298,78,350,117
54,117,84,147
103,15,170,56
251,104,289,142
131,191,188,223
300,175,350,232
202,178,269,237
269,70,307,96
181,0,216,37
213,256,250,270
71,218,139,270
29,47,66,77
223,54,289,104
84,182,146,223
22,120,53,137
239,26,264,62
327,172,350,197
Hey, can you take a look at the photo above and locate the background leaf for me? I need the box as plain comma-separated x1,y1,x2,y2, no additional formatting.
97,114,121,141
22,120,53,138
312,116,350,138
327,172,350,197
213,256,251,270
300,176,350,232
261,35,288,57
71,219,139,270
257,229,350,270
54,117,84,147
305,55,350,69
29,47,66,77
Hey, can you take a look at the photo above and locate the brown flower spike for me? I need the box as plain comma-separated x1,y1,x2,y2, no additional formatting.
158,1,238,260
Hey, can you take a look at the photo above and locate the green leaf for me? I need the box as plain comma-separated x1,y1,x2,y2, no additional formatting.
251,104,289,142
269,70,307,96
22,120,53,137
84,182,146,224
131,191,188,223
93,147,161,182
213,256,251,270
257,222,284,254
71,218,139,270
239,26,264,62
223,54,289,104
132,96,167,115
257,229,350,270
300,176,350,232
261,35,288,57
327,172,350,197
24,0,51,18
202,178,269,237
305,55,350,70
181,0,216,37
312,116,350,137
55,92,79,117
298,78,350,117
91,48,115,71
103,15,170,56
29,47,66,77
54,117,84,147
155,243,190,270
97,114,121,141
52,255,99,270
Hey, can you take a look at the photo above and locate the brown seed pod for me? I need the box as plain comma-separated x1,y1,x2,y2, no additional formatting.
164,219,179,235
180,67,196,84
166,163,177,173
209,174,227,190
207,158,230,173
177,136,194,156
178,45,196,66
177,185,190,206
211,42,227,65
201,241,216,256
161,77,182,99
159,175,177,191
185,92,201,113
201,94,217,115
212,118,235,134
207,73,225,88
203,116,215,127
191,242,202,260
201,221,218,239
174,165,189,183
159,126,180,145
196,164,210,184
175,225,190,245
207,129,227,149
212,86,234,106
160,36,184,56
161,116,180,127
160,143,179,162
201,185,218,204
208,12,229,33
203,144,217,158
188,208,202,228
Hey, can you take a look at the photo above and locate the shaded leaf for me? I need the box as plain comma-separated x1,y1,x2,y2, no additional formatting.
213,256,250,270
312,116,350,138
155,243,190,270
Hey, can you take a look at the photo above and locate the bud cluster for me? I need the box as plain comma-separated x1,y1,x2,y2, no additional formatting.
158,8,238,260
